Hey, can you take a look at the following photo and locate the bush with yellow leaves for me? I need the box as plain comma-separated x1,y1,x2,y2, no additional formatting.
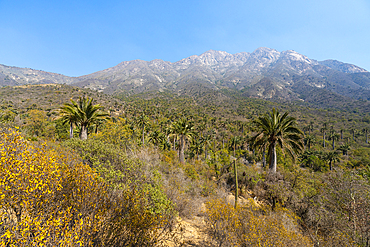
204,198,312,247
0,129,174,246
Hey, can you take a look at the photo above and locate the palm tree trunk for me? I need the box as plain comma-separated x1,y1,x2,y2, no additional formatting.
329,160,333,171
80,125,88,140
69,122,73,139
234,160,238,209
323,132,326,148
366,130,368,144
332,138,335,150
262,147,266,167
269,143,277,173
179,135,185,164
142,125,145,145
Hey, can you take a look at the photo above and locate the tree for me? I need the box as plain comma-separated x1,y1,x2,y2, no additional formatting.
320,123,328,148
363,127,369,144
170,117,195,164
304,134,316,150
229,136,242,157
136,113,150,145
324,151,340,171
327,129,340,150
338,143,350,156
201,134,212,160
189,137,204,160
56,101,79,139
58,97,109,140
250,108,304,173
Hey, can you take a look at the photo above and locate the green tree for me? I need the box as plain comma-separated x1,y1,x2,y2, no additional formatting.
136,113,150,145
251,108,304,173
327,129,340,150
324,151,340,171
338,143,350,156
56,101,79,139
363,127,369,144
170,117,195,164
320,123,328,148
58,97,109,140
304,134,315,150
229,136,242,157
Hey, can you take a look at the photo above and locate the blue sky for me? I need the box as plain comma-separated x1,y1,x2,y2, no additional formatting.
0,0,369,77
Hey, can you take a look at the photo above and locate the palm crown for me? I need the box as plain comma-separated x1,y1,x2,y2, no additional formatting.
251,108,303,173
57,96,109,140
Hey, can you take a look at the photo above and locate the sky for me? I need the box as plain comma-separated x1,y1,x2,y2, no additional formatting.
0,0,369,77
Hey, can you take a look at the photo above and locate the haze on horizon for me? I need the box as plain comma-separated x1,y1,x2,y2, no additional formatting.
0,0,369,77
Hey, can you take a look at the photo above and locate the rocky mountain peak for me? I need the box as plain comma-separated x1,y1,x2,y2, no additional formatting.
281,50,317,65
319,59,368,73
248,47,281,67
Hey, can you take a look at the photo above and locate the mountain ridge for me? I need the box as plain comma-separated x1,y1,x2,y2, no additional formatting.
1,48,369,102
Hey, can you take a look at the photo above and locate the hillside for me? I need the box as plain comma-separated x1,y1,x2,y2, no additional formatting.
1,82,370,246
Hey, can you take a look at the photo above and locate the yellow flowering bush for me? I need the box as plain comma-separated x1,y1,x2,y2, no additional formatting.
0,129,174,246
204,198,312,247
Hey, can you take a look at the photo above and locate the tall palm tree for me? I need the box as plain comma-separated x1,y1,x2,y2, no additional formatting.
136,113,150,145
189,138,204,160
75,97,109,140
324,151,340,171
201,134,212,160
229,136,242,157
363,127,369,144
250,108,304,173
56,102,79,139
304,134,316,150
320,122,328,148
350,128,357,142
170,118,195,164
327,129,340,150
57,97,109,140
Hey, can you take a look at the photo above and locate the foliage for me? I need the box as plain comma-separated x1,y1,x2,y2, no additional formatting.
250,108,304,173
57,96,109,140
0,129,175,246
204,198,312,247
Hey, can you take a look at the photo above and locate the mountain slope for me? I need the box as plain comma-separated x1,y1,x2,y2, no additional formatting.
1,48,369,102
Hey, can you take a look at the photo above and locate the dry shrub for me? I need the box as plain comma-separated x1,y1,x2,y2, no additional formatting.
204,198,312,247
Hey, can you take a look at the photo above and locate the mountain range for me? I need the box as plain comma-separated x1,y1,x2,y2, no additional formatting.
1,47,370,102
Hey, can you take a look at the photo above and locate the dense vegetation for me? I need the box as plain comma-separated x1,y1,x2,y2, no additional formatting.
0,84,370,246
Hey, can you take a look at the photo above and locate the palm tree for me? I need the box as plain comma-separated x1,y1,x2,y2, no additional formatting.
229,136,242,157
201,134,212,160
350,128,357,142
148,129,163,147
324,151,340,171
327,129,340,150
170,118,195,164
136,113,150,145
338,143,350,156
250,108,304,173
304,134,316,150
320,122,328,148
189,138,204,160
58,97,109,140
309,121,314,134
363,127,369,144
56,102,79,139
